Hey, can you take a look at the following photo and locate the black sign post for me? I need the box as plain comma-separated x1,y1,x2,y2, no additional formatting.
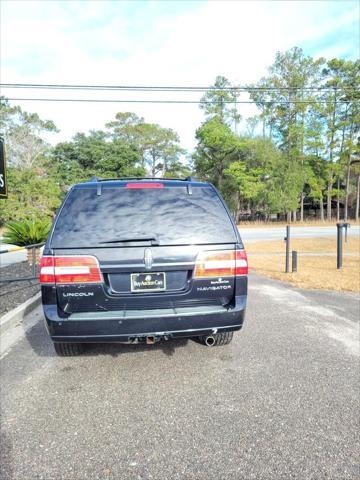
284,225,290,273
0,138,8,199
336,223,343,269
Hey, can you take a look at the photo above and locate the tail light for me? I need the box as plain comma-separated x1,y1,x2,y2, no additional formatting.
194,249,248,278
235,250,248,275
39,256,102,284
39,256,56,284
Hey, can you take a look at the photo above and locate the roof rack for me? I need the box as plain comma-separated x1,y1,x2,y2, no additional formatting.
87,176,197,183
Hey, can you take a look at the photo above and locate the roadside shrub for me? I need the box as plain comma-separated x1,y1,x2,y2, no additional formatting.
2,219,51,246
0,166,62,226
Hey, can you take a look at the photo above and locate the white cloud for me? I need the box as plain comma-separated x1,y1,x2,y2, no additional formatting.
1,0,358,153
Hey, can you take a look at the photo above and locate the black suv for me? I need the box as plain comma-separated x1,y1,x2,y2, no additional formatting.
40,178,248,355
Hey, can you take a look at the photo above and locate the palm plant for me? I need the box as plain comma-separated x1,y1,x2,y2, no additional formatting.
3,219,51,246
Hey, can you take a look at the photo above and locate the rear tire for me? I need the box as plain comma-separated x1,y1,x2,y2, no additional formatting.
53,342,84,356
201,331,234,346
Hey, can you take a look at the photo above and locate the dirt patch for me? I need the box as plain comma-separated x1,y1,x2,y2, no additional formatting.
247,237,360,292
0,262,40,316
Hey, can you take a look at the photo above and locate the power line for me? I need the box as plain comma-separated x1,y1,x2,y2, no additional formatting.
1,82,358,93
4,97,354,104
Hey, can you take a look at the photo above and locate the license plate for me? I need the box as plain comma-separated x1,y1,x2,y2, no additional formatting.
130,272,166,292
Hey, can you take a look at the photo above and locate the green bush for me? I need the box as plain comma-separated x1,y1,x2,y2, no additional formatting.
3,219,51,246
0,167,62,226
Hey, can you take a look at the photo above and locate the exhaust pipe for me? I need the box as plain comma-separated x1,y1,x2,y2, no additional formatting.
204,335,216,347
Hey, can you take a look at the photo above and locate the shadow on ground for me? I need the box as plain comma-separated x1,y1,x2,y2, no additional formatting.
25,319,195,358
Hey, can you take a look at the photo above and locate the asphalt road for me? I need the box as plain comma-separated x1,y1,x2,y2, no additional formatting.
240,225,360,243
1,273,359,479
0,245,26,268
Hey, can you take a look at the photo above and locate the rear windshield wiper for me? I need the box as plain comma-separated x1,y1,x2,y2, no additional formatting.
99,236,159,245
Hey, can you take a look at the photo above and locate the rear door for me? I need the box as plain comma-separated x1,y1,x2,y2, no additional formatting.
49,182,241,314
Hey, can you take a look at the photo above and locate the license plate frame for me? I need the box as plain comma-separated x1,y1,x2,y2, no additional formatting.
130,272,166,292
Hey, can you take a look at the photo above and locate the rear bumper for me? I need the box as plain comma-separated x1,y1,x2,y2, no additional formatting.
43,296,247,343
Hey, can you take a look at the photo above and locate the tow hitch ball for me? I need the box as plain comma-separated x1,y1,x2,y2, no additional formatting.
146,335,167,344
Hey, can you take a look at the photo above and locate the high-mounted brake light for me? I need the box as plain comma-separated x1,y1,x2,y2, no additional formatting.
39,256,102,284
126,182,164,189
194,249,248,278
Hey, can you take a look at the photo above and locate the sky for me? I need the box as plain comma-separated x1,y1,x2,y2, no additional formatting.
1,0,359,154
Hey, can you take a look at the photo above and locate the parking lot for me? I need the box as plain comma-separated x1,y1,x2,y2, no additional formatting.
1,273,359,480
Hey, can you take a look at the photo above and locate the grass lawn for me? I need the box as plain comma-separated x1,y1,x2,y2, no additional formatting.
246,237,360,293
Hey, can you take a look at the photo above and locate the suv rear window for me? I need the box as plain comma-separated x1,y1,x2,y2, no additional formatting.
50,185,237,247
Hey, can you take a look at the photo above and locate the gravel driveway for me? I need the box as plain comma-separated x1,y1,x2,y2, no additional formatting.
0,262,40,315
1,273,359,479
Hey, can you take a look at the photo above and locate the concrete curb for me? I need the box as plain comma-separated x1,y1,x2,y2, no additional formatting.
0,292,41,335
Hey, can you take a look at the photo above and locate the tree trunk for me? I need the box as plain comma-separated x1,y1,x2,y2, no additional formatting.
300,105,305,223
336,177,340,221
320,196,324,221
292,210,297,222
236,191,241,223
326,91,337,222
150,153,156,177
327,182,332,220
262,114,265,139
355,174,360,222
27,248,41,266
344,157,351,222
287,212,291,223
161,156,167,177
